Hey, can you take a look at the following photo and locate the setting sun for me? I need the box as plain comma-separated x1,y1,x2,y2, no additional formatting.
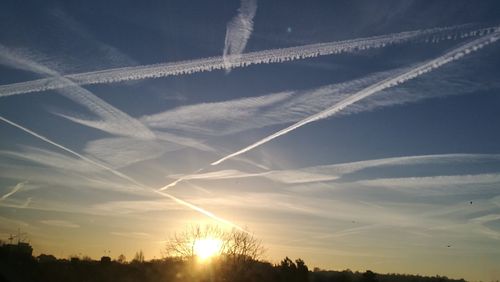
193,239,222,261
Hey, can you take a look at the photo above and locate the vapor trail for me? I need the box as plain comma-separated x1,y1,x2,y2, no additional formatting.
0,115,140,185
0,115,241,229
1,181,27,200
211,27,500,165
0,44,155,139
158,168,204,191
153,189,243,231
223,0,258,72
0,24,492,97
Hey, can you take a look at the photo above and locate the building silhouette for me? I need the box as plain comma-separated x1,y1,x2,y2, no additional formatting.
0,230,33,258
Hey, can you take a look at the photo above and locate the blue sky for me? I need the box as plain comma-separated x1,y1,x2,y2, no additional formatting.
1,0,500,280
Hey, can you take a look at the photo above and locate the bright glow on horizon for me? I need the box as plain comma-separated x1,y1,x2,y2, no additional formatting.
193,238,222,261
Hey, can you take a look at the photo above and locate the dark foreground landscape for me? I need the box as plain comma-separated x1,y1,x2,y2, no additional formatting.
1,244,467,282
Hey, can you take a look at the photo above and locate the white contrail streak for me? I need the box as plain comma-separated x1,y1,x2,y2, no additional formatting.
0,44,155,139
158,168,204,191
1,181,27,200
0,24,492,97
0,115,241,229
223,0,258,72
152,190,243,230
211,27,500,165
164,154,500,185
0,115,140,185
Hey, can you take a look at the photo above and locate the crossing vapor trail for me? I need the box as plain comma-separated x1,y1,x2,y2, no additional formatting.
0,24,493,97
223,0,258,72
0,115,242,230
0,44,155,140
210,27,500,165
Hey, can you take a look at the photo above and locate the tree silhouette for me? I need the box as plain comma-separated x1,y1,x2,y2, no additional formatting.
296,258,309,282
116,254,127,264
164,224,223,259
163,224,266,282
164,224,264,262
225,227,265,262
360,270,378,282
278,257,309,282
132,250,144,263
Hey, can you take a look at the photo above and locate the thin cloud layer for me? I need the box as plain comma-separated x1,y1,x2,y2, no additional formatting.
40,220,80,228
357,173,500,188
48,8,137,71
142,90,294,134
83,137,173,168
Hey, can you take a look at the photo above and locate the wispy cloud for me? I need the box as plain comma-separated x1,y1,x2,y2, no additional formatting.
58,108,155,140
142,57,499,138
66,154,500,248
40,220,80,228
166,169,262,183
492,195,500,208
167,169,338,186
1,147,104,173
0,216,30,228
83,137,175,169
110,232,151,239
154,131,215,152
223,0,258,72
166,153,500,186
83,133,215,169
0,44,155,140
0,24,489,96
0,116,141,185
158,167,207,191
185,191,433,229
93,200,182,215
211,27,500,165
0,44,224,155
184,182,500,243
20,197,33,209
1,181,27,200
288,153,500,181
48,8,137,71
0,8,136,75
142,90,294,135
152,189,245,231
357,173,500,188
0,155,140,194
0,115,243,230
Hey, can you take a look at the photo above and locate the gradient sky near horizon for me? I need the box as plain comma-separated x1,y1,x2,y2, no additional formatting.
1,0,500,281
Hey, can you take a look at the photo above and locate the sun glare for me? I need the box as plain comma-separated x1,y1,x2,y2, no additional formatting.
193,238,222,261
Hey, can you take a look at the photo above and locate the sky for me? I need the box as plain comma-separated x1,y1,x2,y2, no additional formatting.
1,0,500,280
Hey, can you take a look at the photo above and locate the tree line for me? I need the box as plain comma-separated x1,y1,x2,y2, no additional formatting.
0,225,469,282
0,254,469,282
